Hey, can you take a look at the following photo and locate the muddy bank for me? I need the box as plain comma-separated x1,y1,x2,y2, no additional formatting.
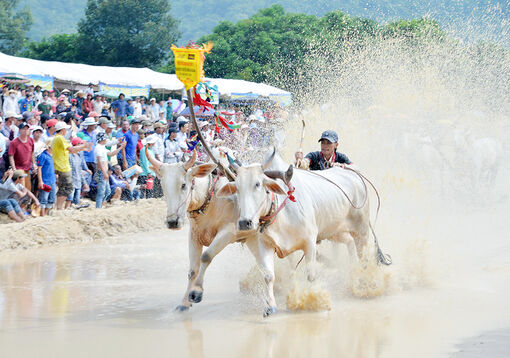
0,199,166,251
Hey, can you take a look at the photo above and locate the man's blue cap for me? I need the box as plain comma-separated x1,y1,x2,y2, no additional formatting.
318,130,338,143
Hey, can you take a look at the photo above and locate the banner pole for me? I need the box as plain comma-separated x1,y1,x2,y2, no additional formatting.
186,88,235,181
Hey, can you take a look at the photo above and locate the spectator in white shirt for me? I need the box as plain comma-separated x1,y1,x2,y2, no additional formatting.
164,127,183,164
152,122,165,161
2,89,19,114
85,83,95,97
133,97,142,117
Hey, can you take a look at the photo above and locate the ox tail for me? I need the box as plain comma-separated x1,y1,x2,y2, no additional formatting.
370,223,392,266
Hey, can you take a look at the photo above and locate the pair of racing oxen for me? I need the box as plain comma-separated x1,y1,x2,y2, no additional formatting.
145,145,390,317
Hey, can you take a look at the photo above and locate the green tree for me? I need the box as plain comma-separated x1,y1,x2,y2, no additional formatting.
0,0,32,55
21,34,80,62
77,0,180,68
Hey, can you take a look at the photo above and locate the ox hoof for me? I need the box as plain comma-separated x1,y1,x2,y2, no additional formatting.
175,305,191,312
263,306,277,318
189,290,203,303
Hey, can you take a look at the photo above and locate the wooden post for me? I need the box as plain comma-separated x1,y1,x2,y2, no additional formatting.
186,88,235,181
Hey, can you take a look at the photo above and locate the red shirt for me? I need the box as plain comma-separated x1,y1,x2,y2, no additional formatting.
82,99,94,114
136,139,143,157
8,137,34,171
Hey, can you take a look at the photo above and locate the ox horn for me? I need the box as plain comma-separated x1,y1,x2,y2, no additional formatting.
183,149,197,171
262,147,276,171
226,152,240,173
145,145,162,173
264,165,294,185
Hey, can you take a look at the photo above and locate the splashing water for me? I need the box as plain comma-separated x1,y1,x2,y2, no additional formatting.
286,280,332,311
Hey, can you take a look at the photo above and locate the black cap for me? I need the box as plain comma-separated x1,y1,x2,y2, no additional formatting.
318,130,338,143
18,122,29,130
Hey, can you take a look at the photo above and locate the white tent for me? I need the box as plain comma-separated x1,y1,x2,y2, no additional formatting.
0,52,291,100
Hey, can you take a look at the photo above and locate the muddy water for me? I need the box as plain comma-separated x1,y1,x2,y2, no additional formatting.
0,216,509,358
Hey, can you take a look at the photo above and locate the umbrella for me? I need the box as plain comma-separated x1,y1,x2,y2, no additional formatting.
95,89,123,98
0,73,30,84
179,106,215,117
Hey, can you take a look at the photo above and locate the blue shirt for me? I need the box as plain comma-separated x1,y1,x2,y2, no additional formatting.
111,99,129,117
19,98,33,113
123,130,139,162
37,150,56,185
77,129,97,163
126,105,134,116
116,129,128,159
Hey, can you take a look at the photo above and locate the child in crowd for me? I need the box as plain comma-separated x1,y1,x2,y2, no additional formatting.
36,140,56,216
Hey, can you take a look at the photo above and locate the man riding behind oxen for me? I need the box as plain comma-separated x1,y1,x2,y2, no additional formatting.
295,130,351,170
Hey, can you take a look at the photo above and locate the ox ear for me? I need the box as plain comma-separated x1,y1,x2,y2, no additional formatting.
263,177,286,195
216,182,237,197
189,163,217,178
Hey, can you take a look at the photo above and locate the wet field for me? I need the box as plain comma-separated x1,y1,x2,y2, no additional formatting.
0,219,508,357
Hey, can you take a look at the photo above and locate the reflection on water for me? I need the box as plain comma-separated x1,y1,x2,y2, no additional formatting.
0,229,509,358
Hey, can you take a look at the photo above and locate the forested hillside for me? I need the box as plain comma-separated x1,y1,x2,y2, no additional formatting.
21,0,509,43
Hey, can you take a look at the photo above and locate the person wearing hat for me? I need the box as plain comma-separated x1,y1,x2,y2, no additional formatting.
77,117,98,171
8,169,40,215
56,95,67,114
121,118,141,170
2,89,19,115
0,169,29,222
31,125,46,158
200,120,215,147
1,111,21,140
8,122,36,191
152,122,166,162
42,118,58,142
295,130,352,170
94,132,125,208
164,126,183,164
33,85,43,107
85,83,95,97
149,98,160,120
36,139,56,216
96,116,111,134
133,97,142,117
52,121,91,210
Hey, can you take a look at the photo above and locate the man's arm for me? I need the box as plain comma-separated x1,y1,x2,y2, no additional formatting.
295,151,311,170
107,141,126,157
8,155,16,170
68,143,90,154
37,166,44,189
24,189,40,206
31,151,36,172
122,145,128,169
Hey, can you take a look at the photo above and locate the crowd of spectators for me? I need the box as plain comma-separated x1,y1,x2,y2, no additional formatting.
0,83,284,223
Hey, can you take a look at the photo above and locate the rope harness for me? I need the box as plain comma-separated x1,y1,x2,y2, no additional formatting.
258,184,296,233
257,165,391,266
189,175,219,219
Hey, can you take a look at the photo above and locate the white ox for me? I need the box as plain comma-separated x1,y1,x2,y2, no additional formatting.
146,148,258,311
217,150,382,316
